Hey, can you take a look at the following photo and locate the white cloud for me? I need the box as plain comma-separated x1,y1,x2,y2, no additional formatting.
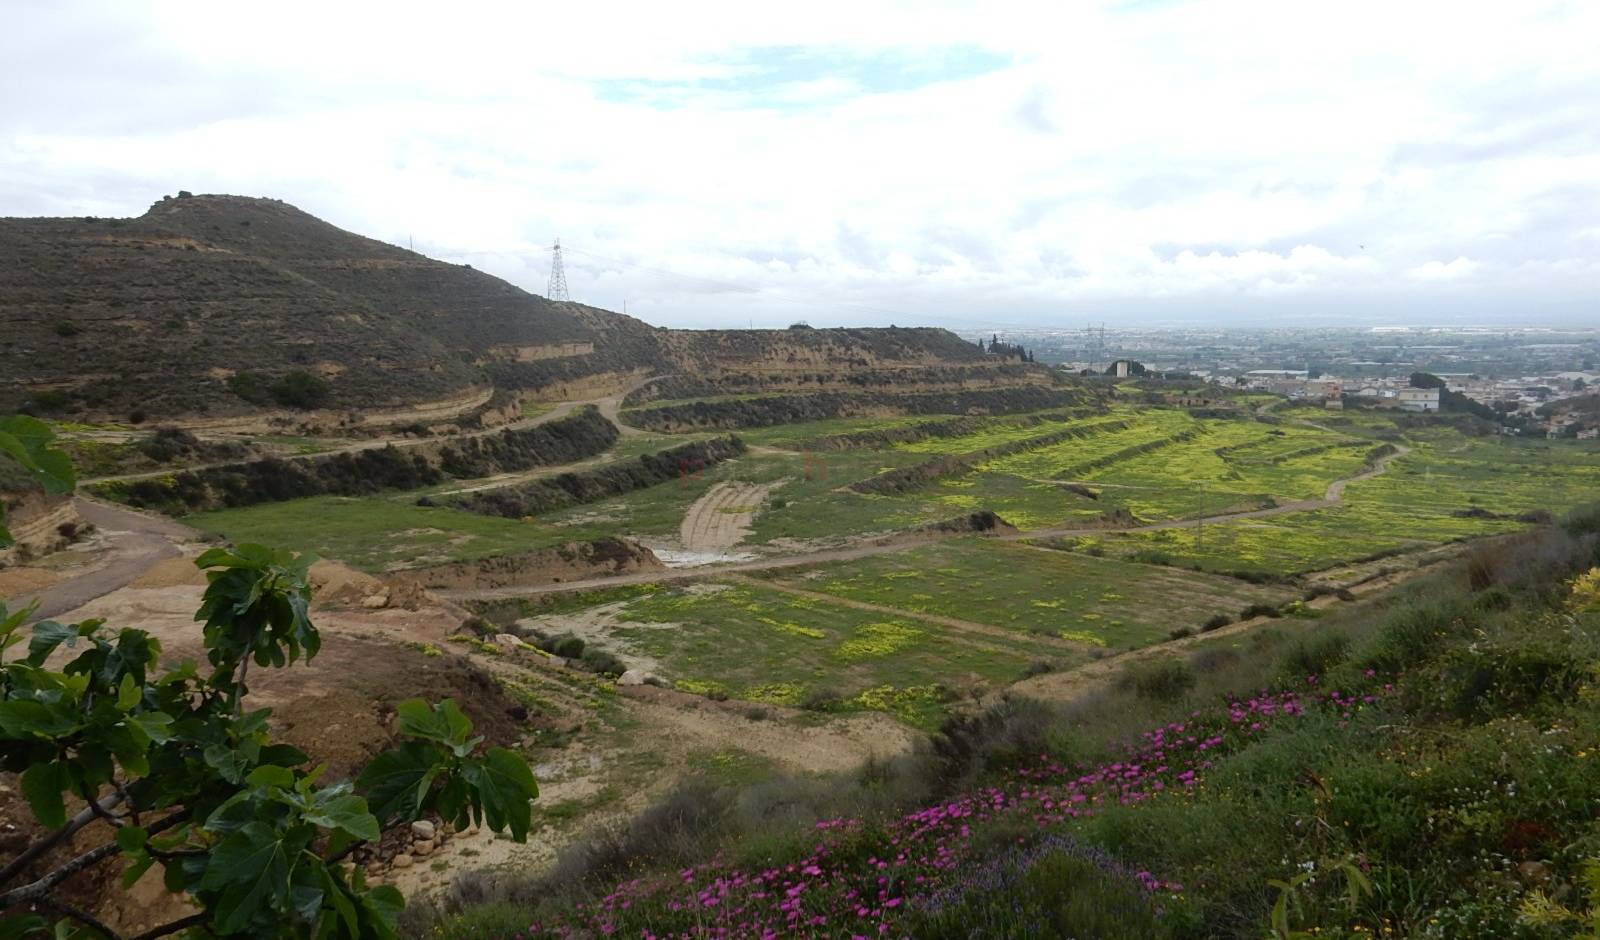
1407,257,1479,282
2,0,1598,327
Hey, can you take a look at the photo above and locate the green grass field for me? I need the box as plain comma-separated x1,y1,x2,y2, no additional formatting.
510,577,1085,729
755,538,1298,647
188,496,611,571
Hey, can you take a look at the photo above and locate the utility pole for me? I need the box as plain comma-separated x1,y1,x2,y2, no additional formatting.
546,239,570,302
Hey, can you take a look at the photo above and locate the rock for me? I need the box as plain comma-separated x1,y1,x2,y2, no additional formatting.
1518,860,1550,883
412,840,434,857
410,819,436,841
390,854,414,869
495,633,527,651
361,593,388,609
618,669,648,686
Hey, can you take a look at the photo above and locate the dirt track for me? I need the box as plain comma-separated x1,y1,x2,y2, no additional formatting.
6,500,204,619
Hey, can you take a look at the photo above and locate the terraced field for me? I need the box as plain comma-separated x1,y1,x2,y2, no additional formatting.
1064,430,1600,576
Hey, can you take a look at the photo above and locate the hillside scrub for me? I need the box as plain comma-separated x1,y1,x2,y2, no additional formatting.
423,506,1600,939
92,407,619,513
623,386,1086,432
450,436,746,519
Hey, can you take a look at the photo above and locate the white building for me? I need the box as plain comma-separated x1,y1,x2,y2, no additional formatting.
1396,388,1441,412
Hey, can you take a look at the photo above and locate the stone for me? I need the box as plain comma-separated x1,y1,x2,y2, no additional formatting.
495,633,528,651
410,819,436,841
412,840,434,857
390,853,414,869
361,593,388,609
617,669,648,686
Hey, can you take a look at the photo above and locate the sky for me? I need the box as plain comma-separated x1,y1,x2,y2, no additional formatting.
3,0,1598,329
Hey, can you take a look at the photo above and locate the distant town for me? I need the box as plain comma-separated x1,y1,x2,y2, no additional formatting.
965,326,1600,439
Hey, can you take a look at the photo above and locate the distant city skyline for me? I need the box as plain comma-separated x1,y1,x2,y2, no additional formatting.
4,1,1597,329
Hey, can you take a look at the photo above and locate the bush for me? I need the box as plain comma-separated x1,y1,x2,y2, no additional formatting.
269,370,332,409
1121,656,1195,702
901,838,1169,939
1201,613,1232,632
580,648,627,677
460,615,494,637
1239,602,1282,620
51,320,80,338
227,371,272,405
1168,626,1196,641
1277,631,1351,680
547,634,585,659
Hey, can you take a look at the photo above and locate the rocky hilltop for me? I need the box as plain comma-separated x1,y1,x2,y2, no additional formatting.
0,194,1048,422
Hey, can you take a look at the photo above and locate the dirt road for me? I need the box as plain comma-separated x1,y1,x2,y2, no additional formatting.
440,445,1413,602
6,500,204,619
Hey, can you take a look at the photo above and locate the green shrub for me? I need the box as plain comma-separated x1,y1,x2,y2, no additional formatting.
1354,597,1471,672
902,842,1170,939
580,647,627,677
269,369,332,409
547,634,585,659
1122,656,1195,702
1278,631,1351,680
1201,613,1232,632
227,371,272,405
1240,602,1283,620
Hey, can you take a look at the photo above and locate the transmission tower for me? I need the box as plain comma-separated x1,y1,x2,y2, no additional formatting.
546,238,570,302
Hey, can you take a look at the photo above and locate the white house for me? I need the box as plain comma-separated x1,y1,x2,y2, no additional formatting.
1396,388,1441,412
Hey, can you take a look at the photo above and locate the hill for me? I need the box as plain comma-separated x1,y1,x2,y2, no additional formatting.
1,194,1032,423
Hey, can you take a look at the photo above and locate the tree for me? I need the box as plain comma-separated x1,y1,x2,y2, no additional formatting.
0,424,538,938
1409,372,1446,390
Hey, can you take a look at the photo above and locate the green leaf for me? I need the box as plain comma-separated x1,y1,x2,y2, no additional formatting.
246,765,296,790
364,884,405,929
116,673,141,710
199,821,304,934
204,743,251,784
462,747,539,841
20,762,67,829
0,699,80,738
25,621,78,667
0,417,75,494
302,792,380,843
115,825,149,853
356,741,440,823
125,710,174,745
0,914,49,939
396,698,479,755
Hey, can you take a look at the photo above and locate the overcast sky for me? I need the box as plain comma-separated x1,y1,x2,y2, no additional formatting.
4,1,1598,329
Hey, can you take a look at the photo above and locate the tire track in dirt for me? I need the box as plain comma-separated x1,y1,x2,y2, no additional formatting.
679,482,777,553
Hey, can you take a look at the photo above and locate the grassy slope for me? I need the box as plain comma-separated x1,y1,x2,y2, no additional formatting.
429,509,1600,940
